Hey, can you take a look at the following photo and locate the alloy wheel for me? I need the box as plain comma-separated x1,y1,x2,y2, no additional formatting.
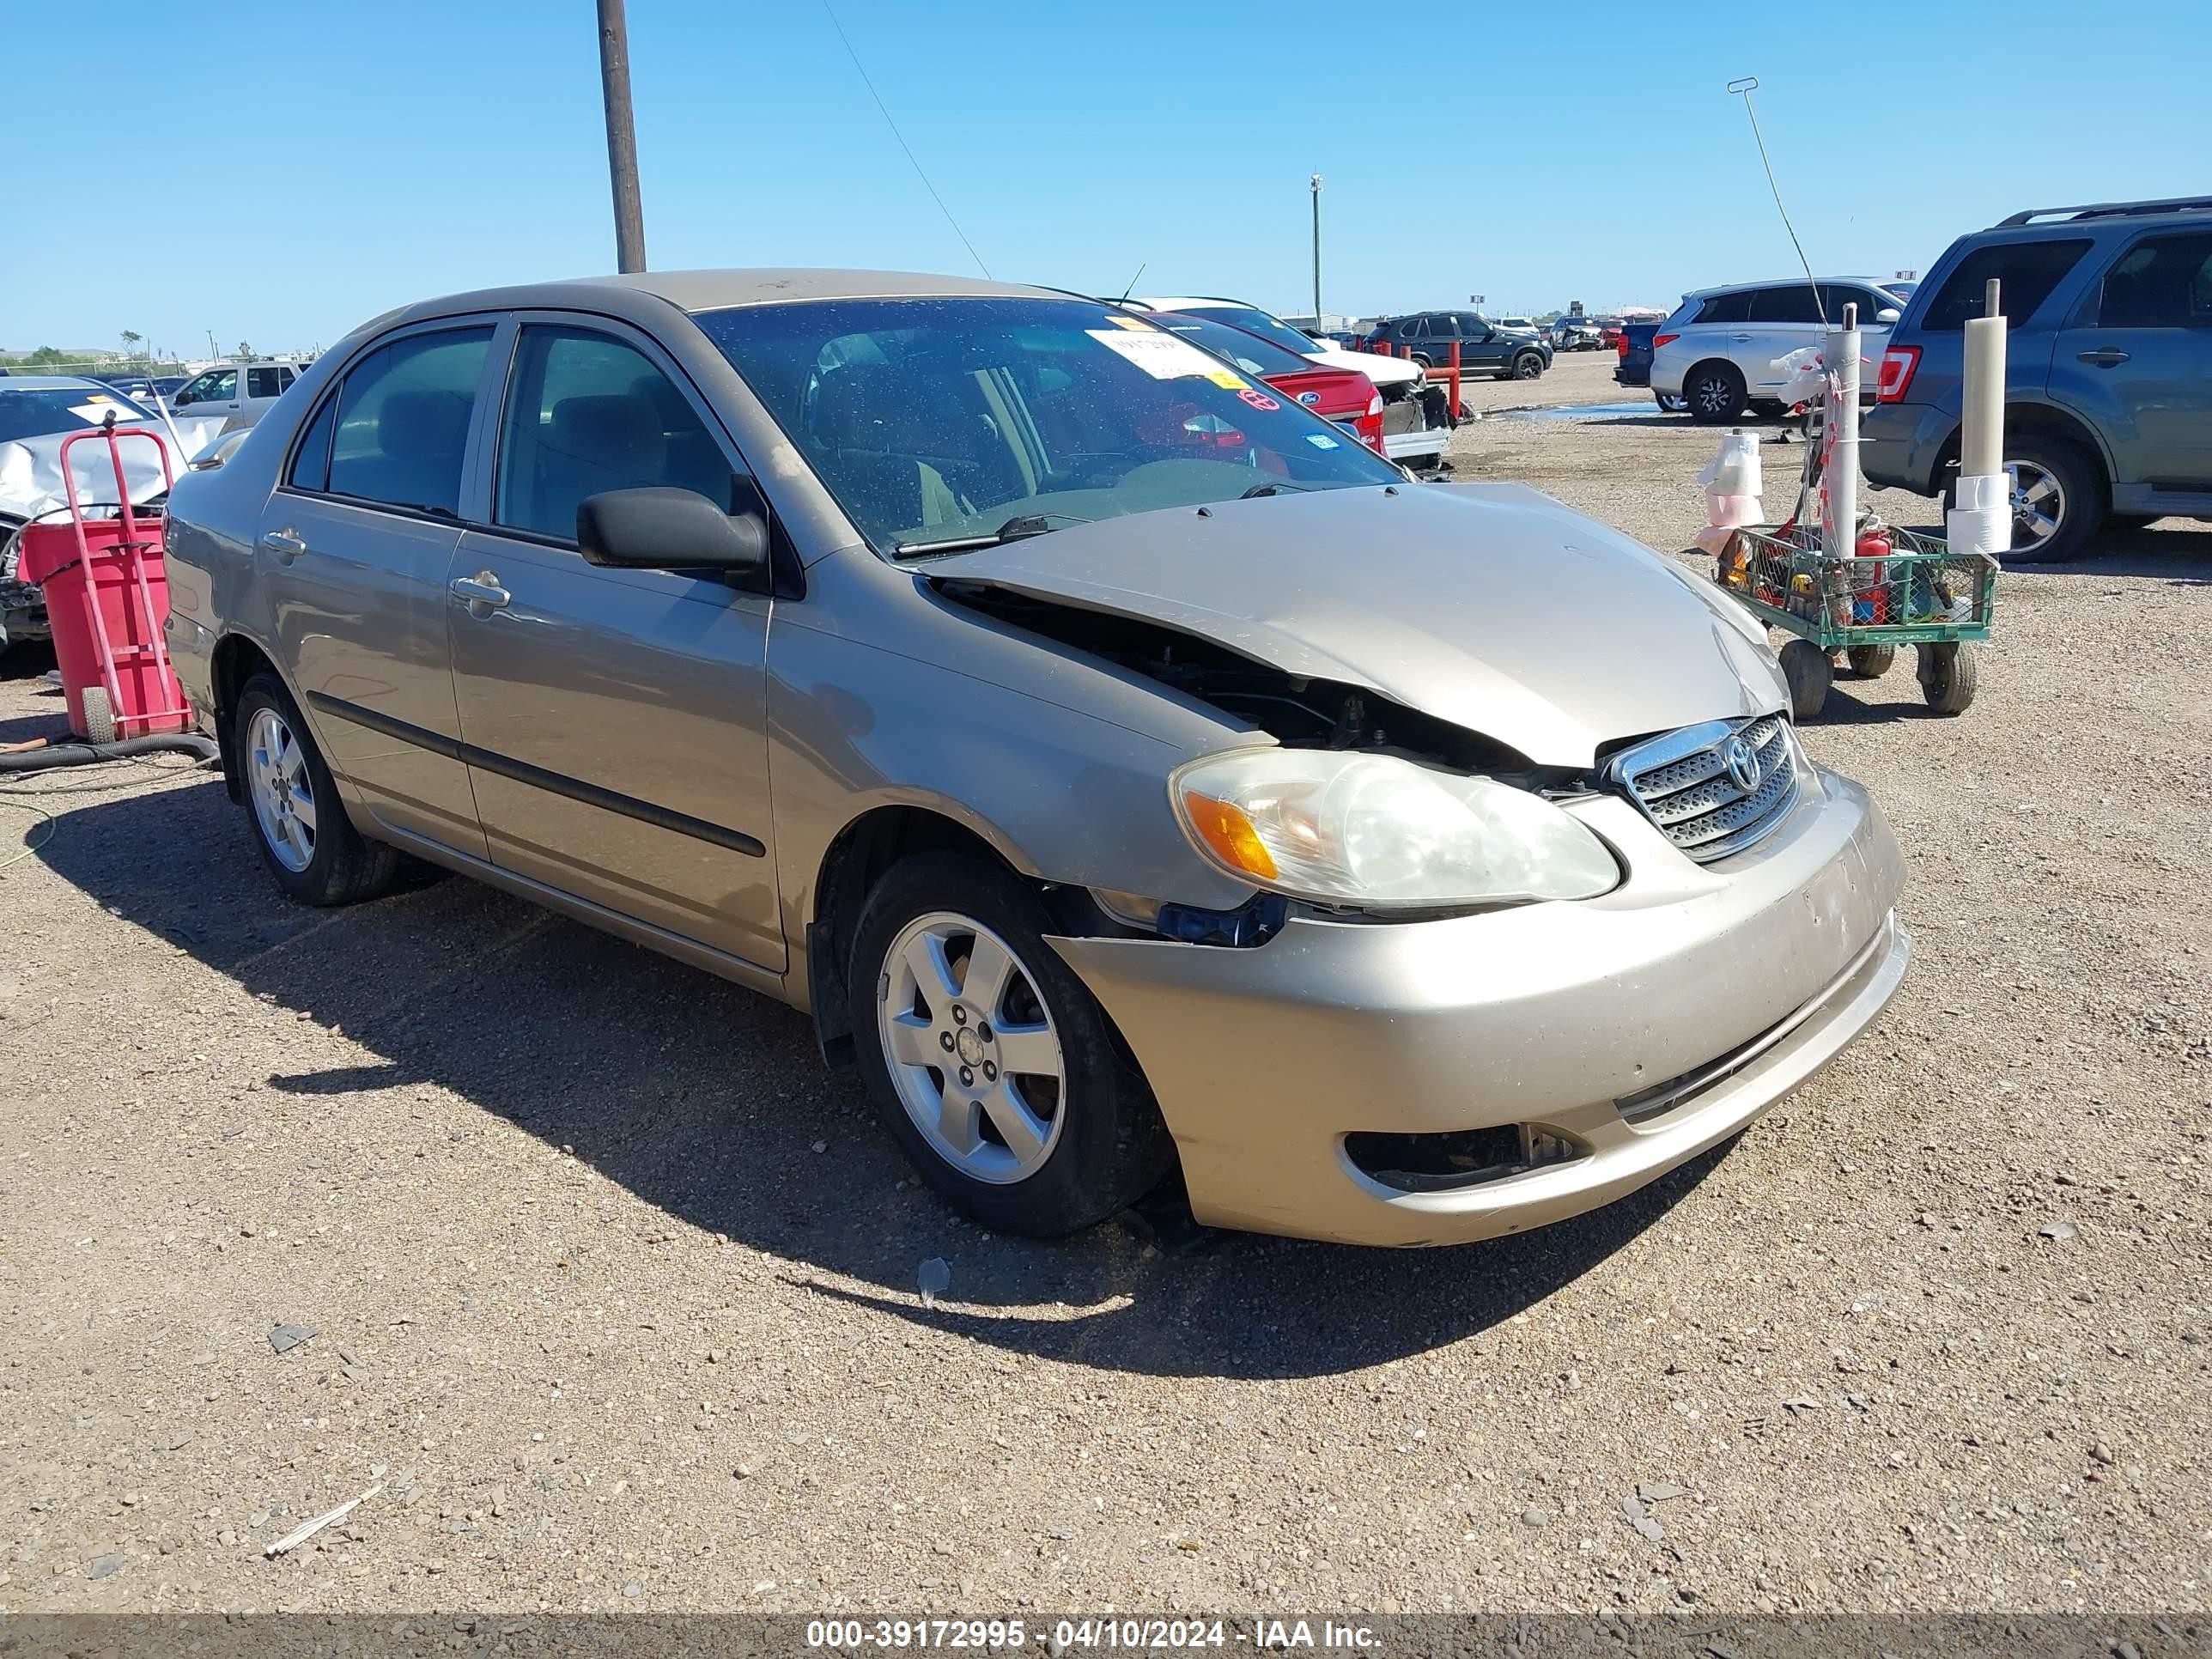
2005,459,2065,550
246,706,317,873
876,911,1066,1185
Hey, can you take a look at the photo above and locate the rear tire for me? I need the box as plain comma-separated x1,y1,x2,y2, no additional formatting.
1779,639,1832,720
1917,641,1978,715
849,852,1174,1237
1685,361,1747,424
1845,645,1896,679
233,672,398,906
1982,434,2103,563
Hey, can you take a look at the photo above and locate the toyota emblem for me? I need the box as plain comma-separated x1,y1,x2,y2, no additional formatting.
1722,735,1761,792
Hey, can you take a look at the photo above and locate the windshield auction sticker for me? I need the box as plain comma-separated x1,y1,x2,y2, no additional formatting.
1085,328,1243,384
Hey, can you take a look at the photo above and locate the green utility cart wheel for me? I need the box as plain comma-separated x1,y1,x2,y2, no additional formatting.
1917,641,1978,715
1778,639,1832,720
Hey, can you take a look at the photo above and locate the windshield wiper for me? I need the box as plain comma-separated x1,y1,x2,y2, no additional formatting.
1239,481,1314,499
894,511,1094,558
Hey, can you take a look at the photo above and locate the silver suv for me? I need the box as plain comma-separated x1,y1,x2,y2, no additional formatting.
1651,277,1906,422
163,269,1910,1247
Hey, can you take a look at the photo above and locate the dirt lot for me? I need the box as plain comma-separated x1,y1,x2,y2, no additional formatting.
3,350,2208,1619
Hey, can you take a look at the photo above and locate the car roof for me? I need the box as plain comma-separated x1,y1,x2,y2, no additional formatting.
386,268,1058,327
0,375,109,392
1130,295,1270,313
1679,276,1899,299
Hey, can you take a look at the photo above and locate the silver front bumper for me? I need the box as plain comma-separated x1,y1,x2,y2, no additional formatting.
1049,765,1909,1246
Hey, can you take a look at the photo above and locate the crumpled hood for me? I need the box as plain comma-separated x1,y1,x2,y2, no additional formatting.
929,482,1785,768
0,417,222,525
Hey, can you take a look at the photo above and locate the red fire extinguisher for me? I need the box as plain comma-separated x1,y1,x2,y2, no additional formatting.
1854,527,1891,624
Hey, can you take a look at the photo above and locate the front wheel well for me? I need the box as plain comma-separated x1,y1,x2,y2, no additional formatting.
804,806,1028,1070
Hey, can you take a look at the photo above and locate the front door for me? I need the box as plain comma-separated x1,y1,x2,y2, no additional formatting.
258,322,495,860
2051,228,2212,489
445,318,783,971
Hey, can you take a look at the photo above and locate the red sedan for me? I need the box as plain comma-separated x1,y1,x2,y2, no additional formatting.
1146,310,1386,455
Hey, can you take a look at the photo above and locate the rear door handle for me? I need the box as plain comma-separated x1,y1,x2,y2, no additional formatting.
450,571,511,612
260,528,306,563
2076,347,2130,368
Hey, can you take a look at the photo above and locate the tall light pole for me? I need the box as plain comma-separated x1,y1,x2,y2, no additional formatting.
1310,173,1323,329
597,0,647,273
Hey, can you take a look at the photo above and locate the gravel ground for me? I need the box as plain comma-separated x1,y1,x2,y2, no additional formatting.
3,349,2207,1620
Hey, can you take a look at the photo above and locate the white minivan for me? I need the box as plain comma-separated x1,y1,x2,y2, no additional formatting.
1650,279,1905,422
167,357,312,428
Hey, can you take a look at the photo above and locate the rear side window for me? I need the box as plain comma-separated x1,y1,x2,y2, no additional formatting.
325,327,492,516
1748,286,1825,324
495,326,734,543
1692,290,1753,325
247,366,286,398
287,391,338,491
2096,231,2212,328
1921,239,2093,331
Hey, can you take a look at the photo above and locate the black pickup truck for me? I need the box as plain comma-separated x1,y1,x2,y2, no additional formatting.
1614,322,1686,412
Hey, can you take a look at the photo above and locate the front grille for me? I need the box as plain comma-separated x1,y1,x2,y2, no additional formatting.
1608,714,1800,863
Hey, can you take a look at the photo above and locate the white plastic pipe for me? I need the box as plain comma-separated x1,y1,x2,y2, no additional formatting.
1822,306,1861,561
1960,278,2006,478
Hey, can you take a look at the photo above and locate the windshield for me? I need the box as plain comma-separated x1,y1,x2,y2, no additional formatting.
1176,304,1326,359
0,386,159,445
1146,312,1315,378
692,296,1401,556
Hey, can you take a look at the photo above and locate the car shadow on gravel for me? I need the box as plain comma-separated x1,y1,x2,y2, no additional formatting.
37,778,1728,1381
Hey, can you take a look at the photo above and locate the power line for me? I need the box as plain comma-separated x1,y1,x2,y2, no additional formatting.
1728,76,1825,325
818,0,991,280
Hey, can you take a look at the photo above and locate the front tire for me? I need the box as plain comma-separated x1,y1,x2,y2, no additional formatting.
849,852,1173,1237
1512,353,1543,380
1685,361,1747,424
234,672,398,906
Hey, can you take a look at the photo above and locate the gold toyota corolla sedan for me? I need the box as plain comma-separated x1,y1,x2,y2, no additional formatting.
161,269,1910,1246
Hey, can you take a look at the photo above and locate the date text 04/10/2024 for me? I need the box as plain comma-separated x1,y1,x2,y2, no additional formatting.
803,1619,1381,1650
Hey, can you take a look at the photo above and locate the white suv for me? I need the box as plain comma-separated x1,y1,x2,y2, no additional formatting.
1650,279,1905,422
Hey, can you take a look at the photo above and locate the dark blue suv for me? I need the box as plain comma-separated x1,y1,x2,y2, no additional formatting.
1863,196,2212,562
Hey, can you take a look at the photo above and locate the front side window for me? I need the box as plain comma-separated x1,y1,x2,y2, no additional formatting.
2096,231,2212,329
691,296,1401,557
325,326,491,516
185,368,236,403
495,326,734,542
1922,239,2093,331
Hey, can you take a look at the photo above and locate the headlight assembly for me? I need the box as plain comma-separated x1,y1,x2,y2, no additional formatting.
1171,748,1620,912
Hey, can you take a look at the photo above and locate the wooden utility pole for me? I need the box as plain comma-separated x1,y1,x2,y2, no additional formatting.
597,0,647,272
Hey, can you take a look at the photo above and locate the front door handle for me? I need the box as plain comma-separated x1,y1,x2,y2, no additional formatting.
260,528,306,563
2077,347,2130,368
451,571,511,612
1729,332,1754,342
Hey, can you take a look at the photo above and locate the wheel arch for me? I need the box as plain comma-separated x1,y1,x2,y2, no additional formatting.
1933,400,2115,495
209,629,288,802
800,800,1043,1071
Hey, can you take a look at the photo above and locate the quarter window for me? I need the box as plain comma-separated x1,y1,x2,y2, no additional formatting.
325,327,492,517
2095,231,2212,329
494,326,734,543
1922,239,2093,331
287,390,338,492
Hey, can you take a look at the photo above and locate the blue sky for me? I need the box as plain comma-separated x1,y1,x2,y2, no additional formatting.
13,0,2210,355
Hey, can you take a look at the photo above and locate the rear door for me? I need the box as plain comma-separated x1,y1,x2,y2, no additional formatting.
445,315,784,971
2051,228,2212,489
258,322,496,860
1741,285,1827,392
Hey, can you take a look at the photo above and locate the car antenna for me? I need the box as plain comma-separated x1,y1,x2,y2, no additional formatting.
1728,76,1826,325
1118,262,1147,305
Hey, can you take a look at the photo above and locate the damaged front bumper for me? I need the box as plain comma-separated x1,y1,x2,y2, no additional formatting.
1047,767,1908,1247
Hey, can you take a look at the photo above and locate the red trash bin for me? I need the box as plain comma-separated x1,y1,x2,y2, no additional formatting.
16,425,191,744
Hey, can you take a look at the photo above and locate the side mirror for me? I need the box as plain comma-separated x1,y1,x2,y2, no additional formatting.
577,486,769,575
1876,307,1901,325
173,389,192,406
